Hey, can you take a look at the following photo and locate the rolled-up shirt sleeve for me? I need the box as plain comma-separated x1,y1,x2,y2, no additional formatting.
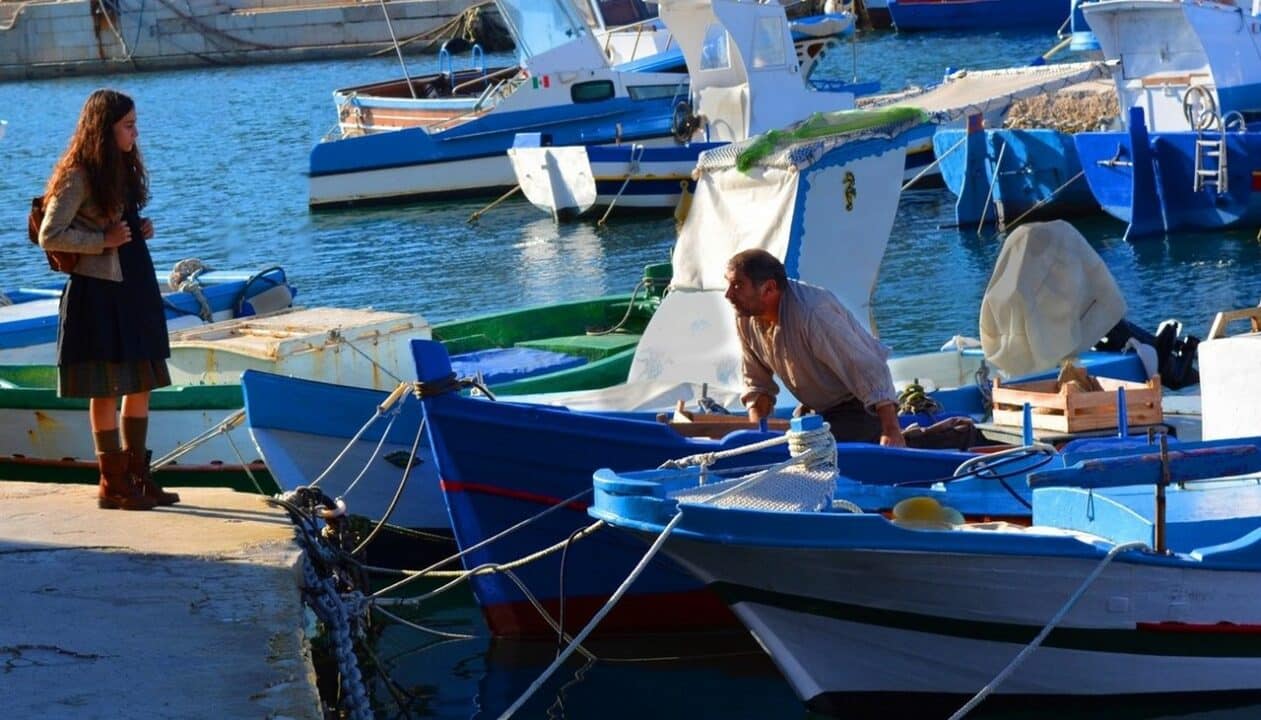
808,303,897,411
737,320,779,408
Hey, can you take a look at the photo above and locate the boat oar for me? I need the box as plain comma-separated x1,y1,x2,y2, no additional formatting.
468,185,521,223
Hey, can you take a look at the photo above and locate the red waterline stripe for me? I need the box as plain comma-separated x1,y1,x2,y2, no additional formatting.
440,479,590,511
1251,172,1261,191
1138,622,1261,635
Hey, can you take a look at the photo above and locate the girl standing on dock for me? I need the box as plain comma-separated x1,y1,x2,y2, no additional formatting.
38,89,178,511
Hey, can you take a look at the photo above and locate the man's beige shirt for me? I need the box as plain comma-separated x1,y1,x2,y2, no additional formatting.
736,280,897,413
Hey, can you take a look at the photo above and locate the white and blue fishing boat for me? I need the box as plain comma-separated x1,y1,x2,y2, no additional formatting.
886,0,1070,32
592,419,1261,715
1074,0,1261,239
0,263,294,364
509,0,866,219
308,0,694,208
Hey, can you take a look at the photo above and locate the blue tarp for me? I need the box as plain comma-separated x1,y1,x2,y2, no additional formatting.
449,347,586,385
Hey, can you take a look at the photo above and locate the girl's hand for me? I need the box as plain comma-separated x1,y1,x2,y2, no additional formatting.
103,221,132,248
139,217,154,240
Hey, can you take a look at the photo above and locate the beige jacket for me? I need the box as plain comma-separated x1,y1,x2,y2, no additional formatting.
38,168,124,282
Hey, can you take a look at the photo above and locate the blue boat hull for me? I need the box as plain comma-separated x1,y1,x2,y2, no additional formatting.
935,127,1097,226
887,0,1070,31
309,97,679,207
1076,113,1261,238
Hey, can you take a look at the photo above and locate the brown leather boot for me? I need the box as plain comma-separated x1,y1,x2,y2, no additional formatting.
98,450,157,511
128,448,180,506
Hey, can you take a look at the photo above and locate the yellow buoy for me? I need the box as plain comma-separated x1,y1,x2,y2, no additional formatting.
892,496,964,527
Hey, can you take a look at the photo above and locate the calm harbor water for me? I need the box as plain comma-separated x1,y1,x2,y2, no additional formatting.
5,26,1261,720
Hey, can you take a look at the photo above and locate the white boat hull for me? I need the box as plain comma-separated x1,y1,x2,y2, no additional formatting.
665,540,1261,703
251,427,446,532
0,405,251,466
310,154,517,206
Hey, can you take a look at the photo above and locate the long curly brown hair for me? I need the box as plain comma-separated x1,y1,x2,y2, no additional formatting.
45,88,148,218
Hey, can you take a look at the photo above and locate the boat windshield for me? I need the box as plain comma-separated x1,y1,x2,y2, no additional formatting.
498,0,591,59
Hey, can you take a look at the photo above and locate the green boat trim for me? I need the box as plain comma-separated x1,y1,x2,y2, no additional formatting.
0,365,245,411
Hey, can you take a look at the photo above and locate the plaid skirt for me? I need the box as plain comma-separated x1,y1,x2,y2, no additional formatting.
58,359,171,399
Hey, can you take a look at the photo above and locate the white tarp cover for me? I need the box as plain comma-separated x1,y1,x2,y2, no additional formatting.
979,220,1127,377
626,288,745,388
670,164,798,292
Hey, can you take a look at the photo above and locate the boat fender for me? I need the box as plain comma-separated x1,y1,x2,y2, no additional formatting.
891,496,964,528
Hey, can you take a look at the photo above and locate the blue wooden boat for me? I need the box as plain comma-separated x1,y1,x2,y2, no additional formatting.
887,0,1070,32
935,125,1098,226
592,420,1261,713
0,265,294,364
1073,0,1261,239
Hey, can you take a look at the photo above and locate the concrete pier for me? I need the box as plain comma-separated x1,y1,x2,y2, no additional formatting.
1,481,322,719
0,0,489,82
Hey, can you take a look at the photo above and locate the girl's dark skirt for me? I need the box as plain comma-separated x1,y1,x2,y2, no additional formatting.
58,359,171,399
55,202,171,400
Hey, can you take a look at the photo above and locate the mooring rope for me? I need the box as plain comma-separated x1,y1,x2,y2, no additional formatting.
947,540,1152,720
500,422,838,717
370,489,595,598
150,408,245,471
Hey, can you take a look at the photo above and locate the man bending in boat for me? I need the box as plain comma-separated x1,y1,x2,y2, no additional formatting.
724,249,905,447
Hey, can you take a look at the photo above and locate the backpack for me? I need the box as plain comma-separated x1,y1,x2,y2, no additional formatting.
27,195,79,273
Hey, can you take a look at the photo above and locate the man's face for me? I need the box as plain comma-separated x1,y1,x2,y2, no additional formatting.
724,268,766,317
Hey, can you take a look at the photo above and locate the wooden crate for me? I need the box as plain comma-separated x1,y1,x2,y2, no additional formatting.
991,375,1162,434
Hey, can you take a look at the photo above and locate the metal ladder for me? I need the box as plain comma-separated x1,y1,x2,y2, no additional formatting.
1193,111,1228,193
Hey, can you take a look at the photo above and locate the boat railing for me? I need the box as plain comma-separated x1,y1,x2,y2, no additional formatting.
438,41,454,79
602,16,672,62
431,73,523,131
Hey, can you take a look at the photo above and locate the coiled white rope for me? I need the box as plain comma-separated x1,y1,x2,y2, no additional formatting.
947,540,1152,719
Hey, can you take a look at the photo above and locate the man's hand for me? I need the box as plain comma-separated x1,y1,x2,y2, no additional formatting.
746,394,774,422
874,401,906,448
